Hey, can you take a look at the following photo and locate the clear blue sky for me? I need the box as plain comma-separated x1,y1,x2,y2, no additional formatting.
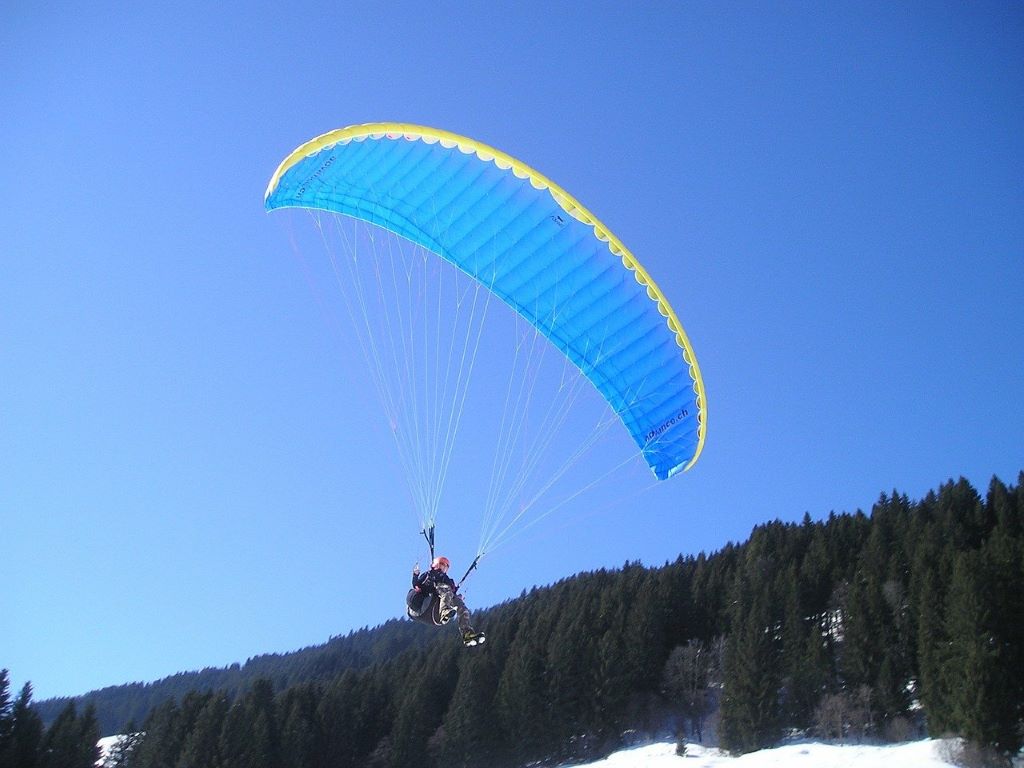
3,1,1022,702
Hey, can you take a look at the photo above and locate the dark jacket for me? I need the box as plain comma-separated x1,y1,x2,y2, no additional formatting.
413,567,456,595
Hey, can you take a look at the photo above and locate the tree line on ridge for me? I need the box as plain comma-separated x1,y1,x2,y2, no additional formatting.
5,472,1022,767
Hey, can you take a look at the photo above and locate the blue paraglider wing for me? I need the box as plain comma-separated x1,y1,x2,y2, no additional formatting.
265,123,706,479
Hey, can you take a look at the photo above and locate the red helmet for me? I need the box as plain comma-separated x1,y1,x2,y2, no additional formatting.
432,556,451,570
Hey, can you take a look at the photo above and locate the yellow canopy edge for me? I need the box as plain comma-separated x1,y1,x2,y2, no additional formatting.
266,122,706,469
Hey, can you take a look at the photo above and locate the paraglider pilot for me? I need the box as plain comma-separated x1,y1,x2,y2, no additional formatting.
410,556,484,646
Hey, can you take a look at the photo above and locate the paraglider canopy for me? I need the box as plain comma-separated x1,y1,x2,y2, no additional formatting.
266,123,706,480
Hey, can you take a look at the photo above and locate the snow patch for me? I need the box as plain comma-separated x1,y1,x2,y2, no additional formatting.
568,738,955,768
95,735,959,768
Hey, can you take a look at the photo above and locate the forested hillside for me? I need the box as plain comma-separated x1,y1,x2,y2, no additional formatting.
7,472,1023,768
31,620,432,736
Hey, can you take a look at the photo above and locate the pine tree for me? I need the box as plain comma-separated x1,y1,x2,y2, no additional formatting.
802,613,836,717
495,631,550,760
279,684,323,768
389,667,452,768
317,672,354,767
599,564,671,740
38,701,99,768
0,671,13,768
219,680,280,768
988,500,1024,754
8,684,43,768
915,558,953,734
945,551,996,745
38,702,71,768
176,693,228,768
720,558,783,754
438,652,502,768
987,476,1021,539
660,556,699,644
839,562,911,727
545,594,599,749
78,705,102,767
623,569,671,694
780,566,826,730
494,591,560,760
132,699,175,768
799,524,835,623
319,669,382,768
218,695,251,768
944,540,1024,754
351,674,394,763
937,478,985,550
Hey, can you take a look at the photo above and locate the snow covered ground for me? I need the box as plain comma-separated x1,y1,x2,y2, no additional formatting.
575,739,955,768
97,737,959,767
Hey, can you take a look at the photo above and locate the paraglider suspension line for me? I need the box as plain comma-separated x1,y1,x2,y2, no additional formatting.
422,525,436,561
458,554,481,585
419,525,481,584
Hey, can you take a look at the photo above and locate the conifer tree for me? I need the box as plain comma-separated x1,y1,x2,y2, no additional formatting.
803,612,836,710
915,561,953,734
438,653,502,768
316,669,394,767
987,477,1021,538
495,632,550,759
799,524,835,622
388,656,456,768
7,684,43,768
594,568,643,737
38,701,100,768
78,705,102,767
176,693,228,768
624,570,671,693
989,511,1024,752
545,599,599,746
839,568,876,688
945,542,1024,754
691,550,734,638
720,560,783,754
839,566,911,727
279,683,323,768
219,680,280,768
0,671,12,768
39,702,77,768
218,695,251,768
354,675,395,763
937,478,984,550
780,566,825,730
133,698,188,768
660,557,699,644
